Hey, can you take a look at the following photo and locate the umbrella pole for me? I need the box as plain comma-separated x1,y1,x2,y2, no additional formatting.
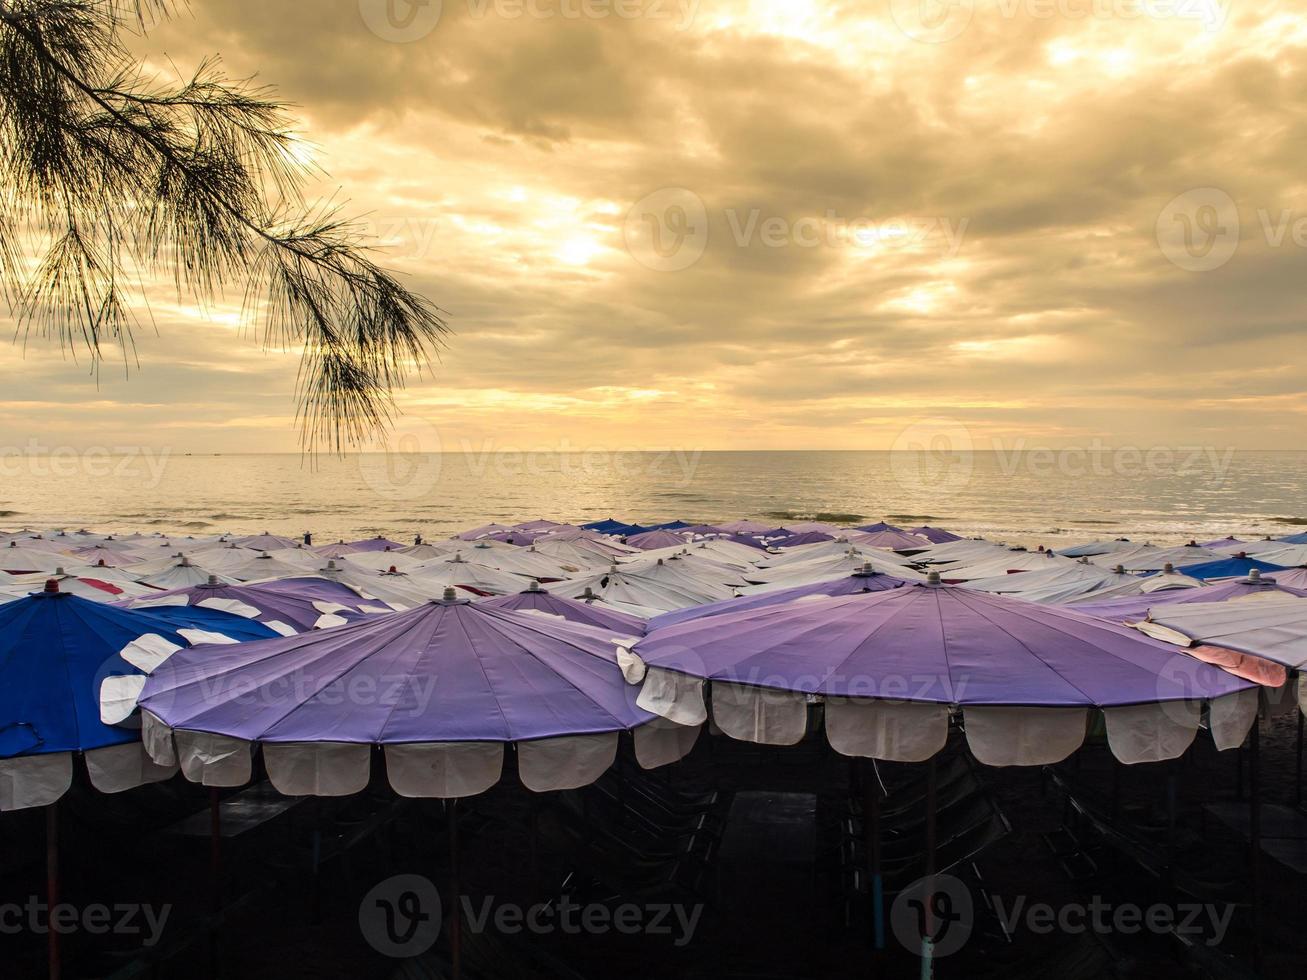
448,800,462,980
922,756,937,975
864,764,884,952
1296,706,1303,810
1249,714,1262,974
46,802,60,980
209,788,222,980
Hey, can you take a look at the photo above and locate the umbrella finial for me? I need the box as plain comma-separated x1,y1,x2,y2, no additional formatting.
208,575,219,586
54,567,65,576
1247,568,1263,583
583,587,597,600
927,571,942,586
1164,563,1175,574
180,556,191,567
526,580,545,593
44,579,59,593
1114,564,1126,575
442,587,458,603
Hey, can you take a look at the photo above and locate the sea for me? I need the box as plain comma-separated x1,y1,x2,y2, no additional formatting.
1,449,1304,547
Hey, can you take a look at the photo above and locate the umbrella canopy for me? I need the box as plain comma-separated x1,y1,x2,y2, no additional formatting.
220,551,323,582
581,519,649,536
1177,556,1288,581
911,526,963,544
0,543,69,574
1248,544,1307,567
232,532,301,551
1054,539,1135,558
454,542,578,579
649,566,911,630
137,558,238,590
767,531,837,548
1072,572,1307,623
7,568,158,603
1089,545,1219,572
0,586,207,810
313,541,366,559
124,576,387,633
69,546,140,567
407,556,533,596
482,582,648,634
1277,532,1307,545
855,522,904,533
848,529,930,551
962,562,1140,604
626,529,691,551
136,594,691,796
626,580,1256,766
347,536,407,552
933,549,1073,582
1134,595,1307,670
1269,568,1307,590
742,551,926,593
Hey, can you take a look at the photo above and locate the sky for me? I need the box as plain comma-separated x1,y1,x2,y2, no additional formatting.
2,0,1306,454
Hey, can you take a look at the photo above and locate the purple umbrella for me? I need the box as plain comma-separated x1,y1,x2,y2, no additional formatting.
625,529,690,551
1073,571,1307,623
769,531,836,548
912,526,963,544
136,591,690,798
346,536,406,553
649,566,910,630
121,576,388,633
628,579,1256,766
481,582,648,634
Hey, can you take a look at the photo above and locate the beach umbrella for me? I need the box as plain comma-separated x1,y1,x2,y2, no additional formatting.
618,552,749,591
647,521,694,531
649,565,911,630
346,536,407,552
313,561,436,609
7,568,158,603
1054,539,1135,558
312,540,365,559
339,549,424,573
514,519,565,532
1177,555,1288,582
962,562,1140,604
1089,544,1218,572
625,578,1258,767
757,539,918,571
0,542,69,574
1277,532,1307,545
855,522,904,534
454,523,515,541
848,529,930,551
932,549,1073,582
911,526,963,544
533,537,634,568
124,576,389,633
631,539,762,571
219,551,324,582
767,530,837,548
134,591,692,797
231,532,301,551
1134,595,1307,672
913,539,1011,565
741,550,926,593
481,581,648,634
1072,571,1307,623
137,557,238,590
130,605,282,644
407,555,534,596
580,519,647,536
397,542,465,560
69,545,140,567
1061,564,1204,603
1269,568,1307,590
556,567,718,614
626,529,692,551
1247,543,1307,567
453,542,578,579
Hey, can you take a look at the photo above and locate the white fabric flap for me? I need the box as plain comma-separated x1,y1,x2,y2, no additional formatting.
119,633,183,673
0,752,73,812
174,730,254,787
1209,689,1259,750
85,742,177,794
711,683,808,746
263,620,298,636
825,698,949,762
386,742,503,799
176,629,239,646
616,648,647,684
313,614,349,630
100,674,147,725
312,601,350,614
518,733,618,792
964,706,1087,766
1105,701,1200,764
633,719,701,770
197,597,263,619
265,742,371,797
141,710,177,767
636,668,707,726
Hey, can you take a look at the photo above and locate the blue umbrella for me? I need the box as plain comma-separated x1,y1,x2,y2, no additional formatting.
1177,556,1287,581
